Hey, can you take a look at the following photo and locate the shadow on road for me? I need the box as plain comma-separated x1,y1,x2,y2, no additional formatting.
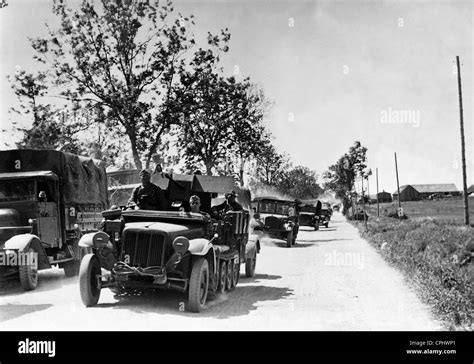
247,273,282,281
0,303,53,323
0,270,78,297
316,228,337,232
261,239,315,249
92,276,294,319
296,238,350,243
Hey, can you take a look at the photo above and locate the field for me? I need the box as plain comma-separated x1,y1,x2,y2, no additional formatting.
362,196,474,223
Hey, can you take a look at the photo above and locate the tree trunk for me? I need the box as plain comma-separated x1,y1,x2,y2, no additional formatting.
129,137,142,171
239,157,246,187
205,161,213,175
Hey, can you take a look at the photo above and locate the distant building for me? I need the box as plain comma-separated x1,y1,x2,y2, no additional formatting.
393,184,460,201
377,191,392,203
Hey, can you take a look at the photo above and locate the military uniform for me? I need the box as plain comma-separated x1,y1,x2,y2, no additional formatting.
129,183,167,210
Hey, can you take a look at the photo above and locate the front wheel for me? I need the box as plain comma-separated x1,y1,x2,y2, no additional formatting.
188,258,209,313
245,250,257,278
286,231,293,248
19,247,38,291
79,254,102,307
64,244,92,277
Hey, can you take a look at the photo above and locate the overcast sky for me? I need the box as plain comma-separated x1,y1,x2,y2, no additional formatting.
1,0,473,193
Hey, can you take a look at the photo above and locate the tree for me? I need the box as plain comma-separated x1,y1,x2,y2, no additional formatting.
323,141,368,215
29,0,195,170
174,32,245,175
251,140,291,186
7,69,85,153
229,83,269,185
279,165,322,199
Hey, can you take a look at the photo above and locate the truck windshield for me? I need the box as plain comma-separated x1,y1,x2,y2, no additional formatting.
0,180,36,202
258,201,290,215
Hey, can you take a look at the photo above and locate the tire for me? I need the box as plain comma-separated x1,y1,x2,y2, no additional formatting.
217,261,227,294
229,257,239,290
325,222,329,228
188,258,209,313
79,254,101,307
314,223,319,231
245,250,257,278
225,260,232,290
19,247,38,291
286,231,293,248
64,243,91,277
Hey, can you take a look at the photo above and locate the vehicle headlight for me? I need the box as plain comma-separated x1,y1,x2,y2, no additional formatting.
172,236,189,254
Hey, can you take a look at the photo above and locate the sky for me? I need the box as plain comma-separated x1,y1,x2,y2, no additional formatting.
1,0,473,194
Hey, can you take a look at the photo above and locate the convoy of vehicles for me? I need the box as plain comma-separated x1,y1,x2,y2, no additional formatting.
0,149,108,290
0,148,340,313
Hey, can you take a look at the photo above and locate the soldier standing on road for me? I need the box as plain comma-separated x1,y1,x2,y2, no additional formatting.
128,169,168,210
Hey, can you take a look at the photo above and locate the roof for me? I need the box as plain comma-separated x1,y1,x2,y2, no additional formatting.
393,184,459,195
0,170,59,181
468,185,474,194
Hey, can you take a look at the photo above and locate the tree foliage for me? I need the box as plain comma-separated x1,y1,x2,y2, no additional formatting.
279,165,322,199
29,0,195,169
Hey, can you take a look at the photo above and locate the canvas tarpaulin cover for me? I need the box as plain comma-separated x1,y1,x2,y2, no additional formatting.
0,149,108,206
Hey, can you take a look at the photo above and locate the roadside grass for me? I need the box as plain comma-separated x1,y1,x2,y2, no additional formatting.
353,217,474,330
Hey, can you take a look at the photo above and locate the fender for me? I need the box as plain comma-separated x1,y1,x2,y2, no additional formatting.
188,238,213,256
2,234,51,270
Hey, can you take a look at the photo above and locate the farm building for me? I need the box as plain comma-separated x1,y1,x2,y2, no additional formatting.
393,184,460,201
368,191,392,203
377,190,392,203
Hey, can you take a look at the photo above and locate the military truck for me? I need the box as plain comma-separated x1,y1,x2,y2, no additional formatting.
249,197,299,247
0,149,108,290
78,173,257,312
299,204,319,230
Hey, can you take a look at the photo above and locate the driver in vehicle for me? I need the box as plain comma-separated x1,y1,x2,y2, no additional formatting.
128,169,168,210
212,190,243,218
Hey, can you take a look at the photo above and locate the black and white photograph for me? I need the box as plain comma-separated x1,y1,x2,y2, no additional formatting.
0,0,473,360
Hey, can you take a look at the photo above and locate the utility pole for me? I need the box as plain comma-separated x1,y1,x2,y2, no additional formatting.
395,152,402,221
376,167,380,218
456,56,470,226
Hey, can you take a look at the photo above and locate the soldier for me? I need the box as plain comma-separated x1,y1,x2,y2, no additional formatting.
128,169,168,210
212,190,243,218
189,195,211,219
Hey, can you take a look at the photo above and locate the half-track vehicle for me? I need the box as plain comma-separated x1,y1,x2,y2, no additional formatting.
78,173,257,312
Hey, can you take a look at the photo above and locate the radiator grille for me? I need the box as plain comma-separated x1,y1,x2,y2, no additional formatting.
122,231,165,267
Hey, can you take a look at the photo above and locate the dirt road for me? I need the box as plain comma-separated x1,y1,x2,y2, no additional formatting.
0,213,443,330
